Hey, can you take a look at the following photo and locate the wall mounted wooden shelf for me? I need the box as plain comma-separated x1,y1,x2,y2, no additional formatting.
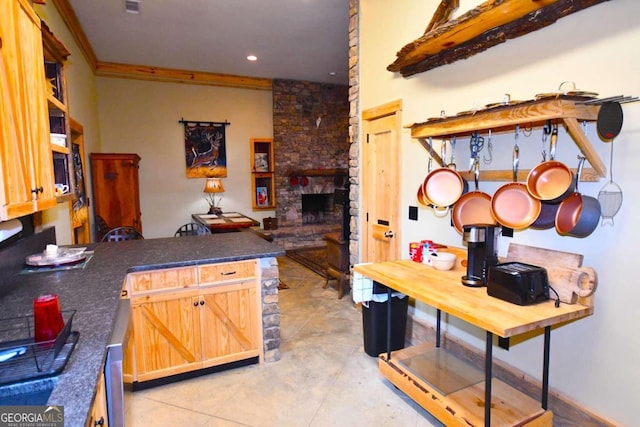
409,97,605,182
388,0,609,77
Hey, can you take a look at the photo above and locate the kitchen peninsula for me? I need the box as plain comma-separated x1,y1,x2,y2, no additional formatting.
0,230,283,426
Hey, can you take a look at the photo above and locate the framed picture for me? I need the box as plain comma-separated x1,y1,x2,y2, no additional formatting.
256,186,269,207
254,153,269,172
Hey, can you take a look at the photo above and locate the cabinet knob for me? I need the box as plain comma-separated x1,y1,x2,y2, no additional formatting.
31,186,44,194
94,416,104,426
200,300,205,306
193,301,199,307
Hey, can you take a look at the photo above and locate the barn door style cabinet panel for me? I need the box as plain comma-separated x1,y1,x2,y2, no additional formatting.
250,138,275,210
90,153,142,238
122,260,262,384
0,0,56,220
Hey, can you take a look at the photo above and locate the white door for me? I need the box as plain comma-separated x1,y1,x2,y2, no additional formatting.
361,100,402,263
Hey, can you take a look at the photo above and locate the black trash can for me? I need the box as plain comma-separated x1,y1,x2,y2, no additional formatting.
362,281,409,357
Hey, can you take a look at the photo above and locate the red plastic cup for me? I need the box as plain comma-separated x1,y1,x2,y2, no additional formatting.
33,294,64,343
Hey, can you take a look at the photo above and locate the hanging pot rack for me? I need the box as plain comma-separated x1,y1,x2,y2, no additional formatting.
409,97,609,182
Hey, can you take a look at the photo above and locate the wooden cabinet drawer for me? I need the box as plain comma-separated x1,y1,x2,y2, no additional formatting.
199,260,257,285
127,266,197,295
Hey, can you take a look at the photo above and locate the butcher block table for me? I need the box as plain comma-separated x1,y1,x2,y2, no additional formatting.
193,212,260,232
354,253,593,427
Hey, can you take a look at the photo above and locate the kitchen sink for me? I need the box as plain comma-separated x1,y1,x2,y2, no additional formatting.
0,377,57,405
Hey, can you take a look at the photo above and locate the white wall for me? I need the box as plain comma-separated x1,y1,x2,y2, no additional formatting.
95,78,274,238
360,0,640,424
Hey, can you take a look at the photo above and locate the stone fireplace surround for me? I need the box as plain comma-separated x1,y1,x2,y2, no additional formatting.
269,79,349,249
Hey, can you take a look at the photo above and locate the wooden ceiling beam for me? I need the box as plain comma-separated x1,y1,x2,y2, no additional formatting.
95,62,273,91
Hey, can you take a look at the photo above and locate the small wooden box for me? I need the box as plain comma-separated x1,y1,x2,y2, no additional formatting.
263,217,278,230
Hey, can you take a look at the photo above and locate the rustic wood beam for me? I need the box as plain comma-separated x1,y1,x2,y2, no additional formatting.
389,0,610,77
423,0,459,34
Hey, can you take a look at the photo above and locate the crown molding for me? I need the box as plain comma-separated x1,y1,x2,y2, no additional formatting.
95,62,273,91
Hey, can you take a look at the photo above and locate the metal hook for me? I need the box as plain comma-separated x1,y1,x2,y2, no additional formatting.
428,137,433,173
482,130,493,164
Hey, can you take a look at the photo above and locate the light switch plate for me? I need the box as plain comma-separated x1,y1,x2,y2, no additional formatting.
409,206,418,221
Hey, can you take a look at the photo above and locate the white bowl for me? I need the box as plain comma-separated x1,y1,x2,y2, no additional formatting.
429,252,457,271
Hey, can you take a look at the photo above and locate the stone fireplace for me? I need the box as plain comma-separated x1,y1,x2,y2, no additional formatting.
270,79,350,249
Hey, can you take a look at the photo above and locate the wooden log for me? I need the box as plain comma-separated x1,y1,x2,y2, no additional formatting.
424,0,460,35
391,0,610,77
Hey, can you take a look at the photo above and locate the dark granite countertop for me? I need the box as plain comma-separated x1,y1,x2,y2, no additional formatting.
0,231,283,426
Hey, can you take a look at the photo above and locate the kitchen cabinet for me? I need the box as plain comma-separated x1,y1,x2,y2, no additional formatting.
410,97,604,182
124,260,262,383
250,138,275,210
86,372,109,427
42,21,75,203
354,257,593,427
0,0,56,220
90,153,142,238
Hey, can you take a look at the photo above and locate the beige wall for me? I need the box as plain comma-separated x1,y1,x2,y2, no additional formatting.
359,0,640,424
34,4,274,241
94,78,273,238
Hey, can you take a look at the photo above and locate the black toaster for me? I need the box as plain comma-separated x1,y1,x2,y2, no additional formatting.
487,262,549,306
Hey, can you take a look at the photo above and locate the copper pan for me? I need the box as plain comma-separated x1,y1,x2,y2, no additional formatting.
555,156,602,237
526,124,575,203
491,135,541,230
452,159,495,234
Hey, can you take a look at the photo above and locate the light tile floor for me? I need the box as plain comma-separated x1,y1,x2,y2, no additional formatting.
124,256,442,426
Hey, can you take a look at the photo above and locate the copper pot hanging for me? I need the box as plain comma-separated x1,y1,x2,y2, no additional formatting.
526,123,575,204
421,138,466,211
451,158,495,234
555,156,602,238
491,127,541,230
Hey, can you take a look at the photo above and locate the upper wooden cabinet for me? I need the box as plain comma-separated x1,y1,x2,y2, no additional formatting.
0,0,56,220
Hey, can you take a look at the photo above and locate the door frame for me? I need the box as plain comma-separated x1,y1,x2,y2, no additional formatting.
360,99,403,263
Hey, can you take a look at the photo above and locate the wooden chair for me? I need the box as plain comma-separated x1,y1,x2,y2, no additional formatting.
101,226,144,242
174,222,212,237
95,215,112,242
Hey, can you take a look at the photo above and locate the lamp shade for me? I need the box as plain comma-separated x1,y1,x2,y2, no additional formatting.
203,178,225,193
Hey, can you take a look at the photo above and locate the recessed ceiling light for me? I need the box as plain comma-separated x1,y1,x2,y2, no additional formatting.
247,55,258,62
328,71,337,76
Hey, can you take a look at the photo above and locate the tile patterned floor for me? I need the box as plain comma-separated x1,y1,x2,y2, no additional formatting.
124,256,442,426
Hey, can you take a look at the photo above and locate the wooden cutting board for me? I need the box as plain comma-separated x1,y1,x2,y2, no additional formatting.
506,243,583,268
506,243,596,306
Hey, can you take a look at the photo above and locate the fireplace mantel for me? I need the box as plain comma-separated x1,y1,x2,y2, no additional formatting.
286,168,347,177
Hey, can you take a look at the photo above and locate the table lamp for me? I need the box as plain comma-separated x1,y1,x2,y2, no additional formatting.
203,177,224,214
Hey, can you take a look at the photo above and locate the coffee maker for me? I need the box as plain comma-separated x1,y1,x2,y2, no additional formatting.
461,224,500,287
